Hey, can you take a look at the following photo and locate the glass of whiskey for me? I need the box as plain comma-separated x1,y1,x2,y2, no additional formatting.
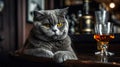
94,10,115,56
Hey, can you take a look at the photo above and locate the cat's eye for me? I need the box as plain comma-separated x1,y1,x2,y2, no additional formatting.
57,23,63,27
43,23,50,28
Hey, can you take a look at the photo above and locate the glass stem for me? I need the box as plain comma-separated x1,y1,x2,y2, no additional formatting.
101,44,108,56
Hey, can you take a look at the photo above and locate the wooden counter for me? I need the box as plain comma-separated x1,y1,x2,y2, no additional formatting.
7,45,120,67
1,34,120,67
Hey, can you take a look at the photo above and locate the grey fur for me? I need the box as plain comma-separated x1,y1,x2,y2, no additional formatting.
22,8,78,63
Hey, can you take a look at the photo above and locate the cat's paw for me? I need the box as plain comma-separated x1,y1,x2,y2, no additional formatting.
24,48,54,58
54,51,78,63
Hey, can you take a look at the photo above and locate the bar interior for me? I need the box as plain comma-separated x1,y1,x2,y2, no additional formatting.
0,0,120,67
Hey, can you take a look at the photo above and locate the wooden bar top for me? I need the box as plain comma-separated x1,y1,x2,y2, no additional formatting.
7,49,120,67
2,34,120,67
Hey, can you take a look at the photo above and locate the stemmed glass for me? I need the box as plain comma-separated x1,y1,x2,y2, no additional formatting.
94,10,115,56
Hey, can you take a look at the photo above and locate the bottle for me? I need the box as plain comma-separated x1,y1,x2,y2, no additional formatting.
77,10,82,34
67,15,75,34
81,15,94,34
82,0,91,15
80,0,94,34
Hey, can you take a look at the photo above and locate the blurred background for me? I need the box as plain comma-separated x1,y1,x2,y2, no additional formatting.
0,0,120,53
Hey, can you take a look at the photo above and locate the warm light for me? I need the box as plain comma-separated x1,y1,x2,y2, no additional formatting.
109,2,115,8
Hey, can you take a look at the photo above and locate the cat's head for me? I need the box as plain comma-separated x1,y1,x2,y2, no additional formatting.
33,7,69,41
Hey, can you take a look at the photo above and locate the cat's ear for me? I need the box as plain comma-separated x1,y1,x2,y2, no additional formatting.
60,7,69,15
34,11,44,17
33,11,45,21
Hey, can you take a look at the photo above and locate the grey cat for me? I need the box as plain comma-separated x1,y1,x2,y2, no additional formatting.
20,8,78,63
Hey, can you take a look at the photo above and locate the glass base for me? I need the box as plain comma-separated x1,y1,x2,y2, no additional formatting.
95,51,114,56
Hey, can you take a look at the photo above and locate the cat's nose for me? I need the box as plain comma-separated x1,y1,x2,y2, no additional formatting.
53,29,57,32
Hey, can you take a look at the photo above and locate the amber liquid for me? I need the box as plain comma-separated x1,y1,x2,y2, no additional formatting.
94,34,115,42
94,34,115,43
94,34,115,50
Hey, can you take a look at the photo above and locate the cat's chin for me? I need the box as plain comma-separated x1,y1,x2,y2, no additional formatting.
52,35,66,41
52,36,59,40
